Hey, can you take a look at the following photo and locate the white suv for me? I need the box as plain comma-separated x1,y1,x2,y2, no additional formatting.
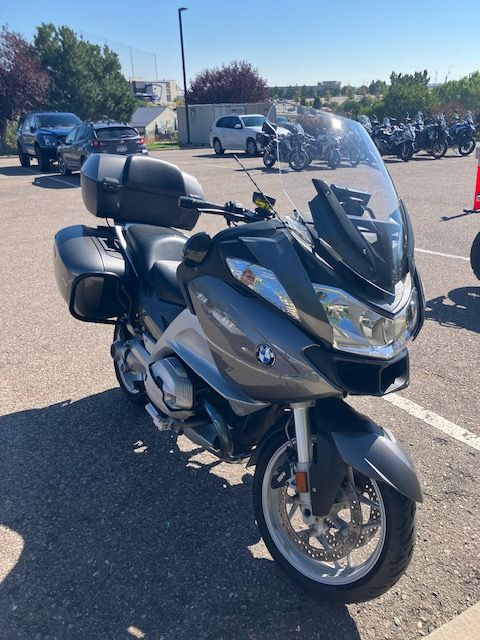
209,114,266,156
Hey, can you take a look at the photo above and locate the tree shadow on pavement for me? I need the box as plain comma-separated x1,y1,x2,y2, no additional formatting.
425,286,480,333
0,389,361,640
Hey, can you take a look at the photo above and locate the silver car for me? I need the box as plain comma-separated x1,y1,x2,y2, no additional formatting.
209,114,267,156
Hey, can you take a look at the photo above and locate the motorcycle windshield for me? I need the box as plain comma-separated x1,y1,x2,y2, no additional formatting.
267,106,411,297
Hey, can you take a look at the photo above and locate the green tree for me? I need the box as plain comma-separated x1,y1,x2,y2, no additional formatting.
368,79,387,95
312,93,321,109
34,24,136,121
0,26,49,150
390,69,429,87
435,72,480,111
300,96,307,106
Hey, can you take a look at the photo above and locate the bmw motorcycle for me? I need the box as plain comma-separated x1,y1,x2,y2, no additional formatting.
412,112,448,159
259,120,308,170
53,107,425,603
372,117,415,161
448,111,476,156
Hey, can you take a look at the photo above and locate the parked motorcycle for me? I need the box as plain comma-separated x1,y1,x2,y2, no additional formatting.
301,120,342,169
259,121,308,170
412,112,448,159
53,107,425,603
448,111,476,156
372,117,415,161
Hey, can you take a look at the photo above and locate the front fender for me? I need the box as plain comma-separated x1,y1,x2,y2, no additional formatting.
316,399,423,503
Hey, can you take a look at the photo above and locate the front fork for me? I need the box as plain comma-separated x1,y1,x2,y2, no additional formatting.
291,402,316,524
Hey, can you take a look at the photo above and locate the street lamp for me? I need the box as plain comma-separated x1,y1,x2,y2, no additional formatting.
178,7,191,145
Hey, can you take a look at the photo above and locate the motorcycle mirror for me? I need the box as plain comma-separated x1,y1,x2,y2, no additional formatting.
253,192,276,211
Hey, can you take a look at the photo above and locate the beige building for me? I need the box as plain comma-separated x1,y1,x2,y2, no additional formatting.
177,102,270,145
130,106,177,141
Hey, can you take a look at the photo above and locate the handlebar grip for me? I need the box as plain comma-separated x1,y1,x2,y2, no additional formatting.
178,196,199,210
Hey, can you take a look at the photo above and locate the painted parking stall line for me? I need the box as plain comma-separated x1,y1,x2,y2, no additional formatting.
415,247,470,262
383,393,480,452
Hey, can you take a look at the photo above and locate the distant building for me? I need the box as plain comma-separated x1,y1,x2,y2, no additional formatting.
130,106,177,140
130,79,180,105
317,81,341,96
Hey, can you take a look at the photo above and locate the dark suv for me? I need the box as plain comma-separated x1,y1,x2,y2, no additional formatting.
57,121,148,175
17,111,82,171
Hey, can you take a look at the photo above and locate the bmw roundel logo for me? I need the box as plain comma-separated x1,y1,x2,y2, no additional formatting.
256,344,276,367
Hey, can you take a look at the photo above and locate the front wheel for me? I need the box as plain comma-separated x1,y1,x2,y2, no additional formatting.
431,139,448,159
399,142,414,162
18,145,30,167
327,148,341,169
263,147,277,168
253,434,416,603
288,148,309,171
57,154,72,176
459,137,476,156
470,232,480,280
35,145,50,171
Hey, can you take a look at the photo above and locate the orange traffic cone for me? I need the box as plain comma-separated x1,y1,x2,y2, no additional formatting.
464,147,480,213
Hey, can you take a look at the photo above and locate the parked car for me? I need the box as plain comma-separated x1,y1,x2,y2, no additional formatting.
210,114,268,156
57,121,148,175
17,111,82,171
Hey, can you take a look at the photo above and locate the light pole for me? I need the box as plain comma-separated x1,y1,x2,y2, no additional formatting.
178,7,191,145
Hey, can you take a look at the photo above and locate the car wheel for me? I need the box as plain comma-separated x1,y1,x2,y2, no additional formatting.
58,154,71,176
18,145,30,167
213,138,224,155
246,138,258,157
79,156,86,170
35,145,50,172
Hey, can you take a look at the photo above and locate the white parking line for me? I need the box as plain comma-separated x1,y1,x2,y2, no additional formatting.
384,393,480,452
416,247,469,261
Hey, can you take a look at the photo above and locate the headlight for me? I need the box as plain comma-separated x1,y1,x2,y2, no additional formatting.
226,258,300,321
41,134,57,147
313,285,418,359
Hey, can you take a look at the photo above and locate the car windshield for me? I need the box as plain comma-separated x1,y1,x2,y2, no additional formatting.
266,106,411,297
241,116,266,127
36,113,82,128
95,127,138,139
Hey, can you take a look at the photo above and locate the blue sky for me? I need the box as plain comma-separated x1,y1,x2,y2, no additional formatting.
2,0,479,86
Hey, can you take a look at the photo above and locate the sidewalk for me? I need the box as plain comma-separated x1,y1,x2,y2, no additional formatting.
425,602,480,639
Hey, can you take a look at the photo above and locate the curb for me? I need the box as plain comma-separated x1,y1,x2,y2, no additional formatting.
424,602,480,639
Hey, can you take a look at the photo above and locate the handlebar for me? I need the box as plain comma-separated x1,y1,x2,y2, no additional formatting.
178,196,270,223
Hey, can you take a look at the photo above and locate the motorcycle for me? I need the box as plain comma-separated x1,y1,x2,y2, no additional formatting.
259,121,308,170
53,107,425,603
412,112,448,159
302,120,342,169
448,111,476,156
372,117,415,161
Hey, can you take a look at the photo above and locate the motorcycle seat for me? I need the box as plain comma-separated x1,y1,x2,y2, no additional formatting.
124,224,187,305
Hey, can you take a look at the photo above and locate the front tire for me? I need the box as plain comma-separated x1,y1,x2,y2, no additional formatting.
470,232,480,280
431,139,448,159
288,148,309,171
213,138,224,155
253,434,416,603
263,147,276,168
18,145,30,167
35,145,50,171
459,137,476,156
58,154,71,176
399,142,414,162
327,148,341,169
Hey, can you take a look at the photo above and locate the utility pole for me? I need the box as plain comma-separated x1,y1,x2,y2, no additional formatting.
178,7,191,145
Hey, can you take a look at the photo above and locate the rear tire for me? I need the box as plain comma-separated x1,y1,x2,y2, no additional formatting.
470,232,480,280
113,324,147,404
253,433,416,603
18,145,30,167
459,137,476,156
246,137,258,157
35,145,50,171
213,138,224,155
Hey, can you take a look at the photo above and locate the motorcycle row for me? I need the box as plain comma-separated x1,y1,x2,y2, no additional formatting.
258,111,477,171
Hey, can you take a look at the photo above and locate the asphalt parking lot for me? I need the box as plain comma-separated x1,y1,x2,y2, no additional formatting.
0,148,479,640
